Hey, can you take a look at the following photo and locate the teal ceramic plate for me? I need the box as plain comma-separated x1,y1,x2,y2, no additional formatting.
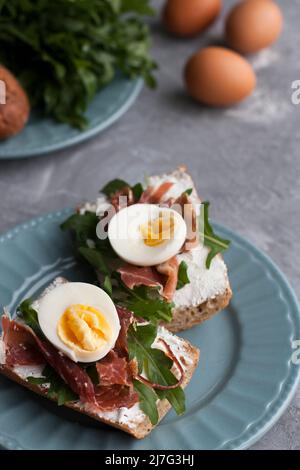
0,76,142,160
0,209,300,450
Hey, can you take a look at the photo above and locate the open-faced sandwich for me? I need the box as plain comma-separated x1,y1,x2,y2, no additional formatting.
62,166,232,332
0,278,199,439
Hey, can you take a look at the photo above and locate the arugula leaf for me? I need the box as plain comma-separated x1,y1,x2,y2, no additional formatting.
176,261,190,290
128,324,185,416
79,246,114,295
122,0,155,15
120,286,173,323
184,188,193,196
17,299,43,337
103,275,113,296
101,179,130,197
0,0,156,128
27,365,78,406
131,182,144,201
27,376,47,385
133,380,159,425
61,212,98,247
79,246,109,275
201,201,231,269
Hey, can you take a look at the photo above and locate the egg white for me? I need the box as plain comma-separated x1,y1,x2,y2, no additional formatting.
107,204,187,266
37,282,120,363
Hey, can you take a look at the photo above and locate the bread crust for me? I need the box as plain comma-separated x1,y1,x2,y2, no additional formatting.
167,287,232,333
0,337,199,439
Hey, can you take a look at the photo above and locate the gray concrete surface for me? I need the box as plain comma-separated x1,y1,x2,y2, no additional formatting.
0,0,299,449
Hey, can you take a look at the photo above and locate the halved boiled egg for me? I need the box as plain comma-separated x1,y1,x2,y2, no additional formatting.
108,204,187,266
38,282,120,363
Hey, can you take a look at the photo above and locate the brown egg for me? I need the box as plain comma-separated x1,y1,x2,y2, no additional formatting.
225,0,283,54
162,0,222,37
184,47,256,106
0,65,30,140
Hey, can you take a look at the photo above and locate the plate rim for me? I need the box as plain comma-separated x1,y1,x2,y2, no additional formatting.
0,209,300,450
0,78,143,160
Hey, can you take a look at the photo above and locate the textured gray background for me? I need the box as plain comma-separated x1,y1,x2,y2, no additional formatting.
0,0,299,449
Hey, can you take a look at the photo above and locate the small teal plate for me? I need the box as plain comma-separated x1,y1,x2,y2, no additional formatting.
0,76,142,160
0,209,300,450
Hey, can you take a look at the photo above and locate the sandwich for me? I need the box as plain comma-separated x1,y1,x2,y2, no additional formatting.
0,277,199,439
62,166,232,333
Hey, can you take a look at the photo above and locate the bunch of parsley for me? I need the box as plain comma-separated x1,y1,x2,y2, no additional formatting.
0,0,156,128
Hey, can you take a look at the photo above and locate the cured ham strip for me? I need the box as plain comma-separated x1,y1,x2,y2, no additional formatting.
173,192,198,251
156,256,179,302
33,336,96,405
94,384,138,411
139,182,174,204
1,316,96,405
118,260,178,302
114,306,133,357
2,316,44,366
118,264,163,293
96,350,130,386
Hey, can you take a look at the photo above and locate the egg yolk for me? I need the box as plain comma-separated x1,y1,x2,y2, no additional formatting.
57,304,111,352
140,212,175,247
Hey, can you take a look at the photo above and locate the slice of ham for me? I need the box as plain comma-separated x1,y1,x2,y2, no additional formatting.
156,256,179,302
2,316,44,366
139,182,174,204
94,384,139,411
118,264,163,294
1,316,96,405
96,350,130,386
114,306,133,357
33,336,96,405
117,260,178,302
173,192,198,251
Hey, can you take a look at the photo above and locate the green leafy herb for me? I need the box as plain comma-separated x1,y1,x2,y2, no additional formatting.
122,0,155,15
131,182,144,201
201,201,231,269
184,188,193,196
61,212,99,247
17,299,43,337
0,0,156,128
26,376,47,385
101,179,144,202
101,179,130,197
119,285,173,323
27,365,78,405
133,379,159,425
176,261,190,290
78,246,114,295
103,275,113,296
128,324,185,416
79,246,110,275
